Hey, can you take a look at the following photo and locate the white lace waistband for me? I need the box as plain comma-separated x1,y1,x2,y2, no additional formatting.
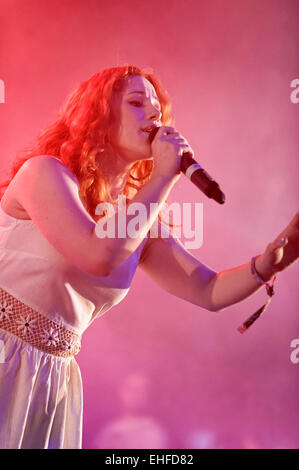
0,287,81,358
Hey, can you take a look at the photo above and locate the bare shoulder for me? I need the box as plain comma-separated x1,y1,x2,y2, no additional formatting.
13,155,80,204
2,155,112,275
20,155,79,185
2,156,80,218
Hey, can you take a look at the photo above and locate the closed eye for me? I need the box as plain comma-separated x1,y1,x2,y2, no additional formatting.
129,101,143,107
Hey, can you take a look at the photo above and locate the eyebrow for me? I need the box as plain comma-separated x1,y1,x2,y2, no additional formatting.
127,91,159,100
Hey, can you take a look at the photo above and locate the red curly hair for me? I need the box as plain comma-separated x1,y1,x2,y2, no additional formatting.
0,65,173,222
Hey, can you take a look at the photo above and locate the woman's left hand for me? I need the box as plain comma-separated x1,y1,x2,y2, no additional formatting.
256,212,299,281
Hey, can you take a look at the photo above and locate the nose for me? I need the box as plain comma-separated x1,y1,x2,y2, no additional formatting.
146,103,162,122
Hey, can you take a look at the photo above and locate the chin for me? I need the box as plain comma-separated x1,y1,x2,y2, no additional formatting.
128,148,152,162
139,153,153,161
139,145,153,160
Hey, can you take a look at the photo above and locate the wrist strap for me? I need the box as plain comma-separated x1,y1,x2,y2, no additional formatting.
237,256,277,334
250,255,267,284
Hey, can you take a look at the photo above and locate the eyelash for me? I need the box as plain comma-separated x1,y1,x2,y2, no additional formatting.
129,101,142,107
129,100,161,112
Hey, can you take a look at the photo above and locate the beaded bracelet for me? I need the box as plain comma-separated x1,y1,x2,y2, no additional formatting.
237,256,277,334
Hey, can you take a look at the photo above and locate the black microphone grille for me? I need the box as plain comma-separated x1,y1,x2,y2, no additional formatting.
148,127,160,144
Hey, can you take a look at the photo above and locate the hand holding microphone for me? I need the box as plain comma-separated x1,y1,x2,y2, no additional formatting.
149,126,225,204
149,126,188,182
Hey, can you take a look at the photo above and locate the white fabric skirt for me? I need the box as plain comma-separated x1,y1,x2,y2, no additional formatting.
0,288,83,449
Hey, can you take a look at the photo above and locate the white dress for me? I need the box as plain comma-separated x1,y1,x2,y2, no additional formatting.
0,204,147,449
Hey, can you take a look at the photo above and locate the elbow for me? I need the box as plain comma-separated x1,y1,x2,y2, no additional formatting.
94,267,111,277
91,262,112,277
195,300,220,312
207,303,227,313
84,255,127,277
80,258,112,277
205,303,221,313
209,305,224,313
203,273,227,312
202,295,225,312
208,305,219,313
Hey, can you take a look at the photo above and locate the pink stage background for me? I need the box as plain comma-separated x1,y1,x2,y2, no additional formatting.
1,0,298,449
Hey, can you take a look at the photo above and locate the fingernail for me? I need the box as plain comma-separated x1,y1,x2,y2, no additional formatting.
280,236,286,244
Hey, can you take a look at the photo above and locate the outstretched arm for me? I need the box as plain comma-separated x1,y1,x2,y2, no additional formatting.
139,213,299,312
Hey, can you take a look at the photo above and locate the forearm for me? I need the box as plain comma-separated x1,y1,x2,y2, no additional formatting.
208,254,275,312
91,174,176,274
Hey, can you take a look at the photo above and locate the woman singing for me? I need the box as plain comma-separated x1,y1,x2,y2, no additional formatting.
0,65,298,449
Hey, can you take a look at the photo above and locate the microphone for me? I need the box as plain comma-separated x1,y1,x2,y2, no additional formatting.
149,127,226,204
